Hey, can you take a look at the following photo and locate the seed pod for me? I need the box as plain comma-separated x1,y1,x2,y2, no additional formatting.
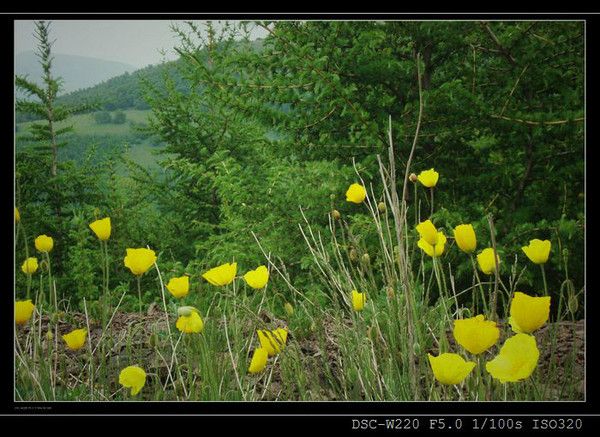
409,173,418,183
148,332,158,348
386,286,395,300
284,302,294,317
377,202,386,213
331,209,341,220
349,248,358,262
46,330,54,341
177,306,198,317
568,294,579,315
361,253,371,265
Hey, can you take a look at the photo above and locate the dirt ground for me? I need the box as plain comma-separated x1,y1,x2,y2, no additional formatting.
16,308,585,401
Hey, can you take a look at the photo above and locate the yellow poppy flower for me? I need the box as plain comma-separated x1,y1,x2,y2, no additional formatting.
416,219,438,246
486,333,539,383
427,353,475,385
34,234,54,253
15,300,35,325
15,207,20,223
248,347,268,374
176,310,204,334
345,183,367,204
477,248,500,275
417,168,439,188
21,257,39,275
352,290,366,311
453,314,500,355
62,328,87,351
119,365,147,396
453,224,477,254
202,262,237,286
417,231,447,258
166,275,190,298
258,328,288,357
509,292,551,334
89,217,111,241
243,265,269,289
123,248,157,276
521,239,551,265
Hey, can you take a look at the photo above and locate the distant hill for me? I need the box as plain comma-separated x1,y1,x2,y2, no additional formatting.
15,50,138,95
17,38,265,118
54,59,187,111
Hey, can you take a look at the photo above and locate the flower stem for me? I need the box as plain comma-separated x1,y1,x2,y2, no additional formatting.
540,264,549,297
44,252,54,311
430,188,434,218
137,276,142,315
469,254,488,315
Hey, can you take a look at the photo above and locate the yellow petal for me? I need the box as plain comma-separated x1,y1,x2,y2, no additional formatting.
345,183,367,204
21,257,39,275
417,231,446,258
34,234,54,253
176,311,204,334
62,328,87,351
248,347,268,374
417,168,439,188
486,333,539,383
243,265,269,289
453,314,499,355
202,262,237,286
166,276,190,298
123,248,157,276
428,353,475,385
416,220,438,246
15,207,20,223
119,365,147,396
453,224,477,254
477,248,500,275
89,217,111,241
15,300,35,325
352,290,366,311
509,292,551,334
522,239,551,264
257,328,288,357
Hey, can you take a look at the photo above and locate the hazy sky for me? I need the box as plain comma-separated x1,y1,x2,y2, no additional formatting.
15,20,267,68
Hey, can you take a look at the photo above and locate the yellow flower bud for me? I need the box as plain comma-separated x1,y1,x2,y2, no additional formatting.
417,168,439,188
202,262,237,286
243,265,269,289
351,290,366,312
124,248,157,276
119,365,147,396
15,300,35,325
345,183,367,204
62,328,87,351
34,234,54,253
89,217,111,241
377,202,386,213
331,209,341,220
453,224,477,254
428,353,475,385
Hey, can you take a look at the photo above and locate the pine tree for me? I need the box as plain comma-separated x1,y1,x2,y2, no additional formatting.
15,20,92,178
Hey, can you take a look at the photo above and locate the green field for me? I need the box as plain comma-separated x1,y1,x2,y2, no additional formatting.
16,109,167,173
17,109,152,135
